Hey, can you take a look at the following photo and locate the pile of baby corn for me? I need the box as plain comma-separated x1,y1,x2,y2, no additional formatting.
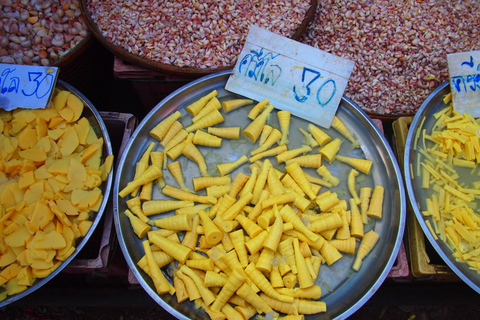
118,90,384,320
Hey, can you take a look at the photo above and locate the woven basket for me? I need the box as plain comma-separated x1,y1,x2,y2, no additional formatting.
80,0,317,77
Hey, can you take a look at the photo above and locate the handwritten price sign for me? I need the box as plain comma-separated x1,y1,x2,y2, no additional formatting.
226,25,354,129
0,64,59,111
447,51,480,117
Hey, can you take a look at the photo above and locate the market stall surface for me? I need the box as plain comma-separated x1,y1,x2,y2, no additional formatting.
1,39,480,320
1,305,477,320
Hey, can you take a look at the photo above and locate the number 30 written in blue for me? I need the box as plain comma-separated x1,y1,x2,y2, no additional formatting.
293,67,336,107
22,71,54,99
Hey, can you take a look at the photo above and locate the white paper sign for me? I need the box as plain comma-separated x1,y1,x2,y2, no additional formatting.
226,25,354,129
447,51,480,117
0,64,59,111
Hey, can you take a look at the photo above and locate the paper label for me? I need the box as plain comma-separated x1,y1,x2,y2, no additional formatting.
226,25,354,129
0,64,59,111
447,51,480,117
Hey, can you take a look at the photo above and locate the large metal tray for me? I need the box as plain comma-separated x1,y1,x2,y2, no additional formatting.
113,70,405,319
404,82,480,293
0,80,114,307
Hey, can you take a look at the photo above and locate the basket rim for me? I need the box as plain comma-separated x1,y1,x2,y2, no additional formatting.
53,32,94,68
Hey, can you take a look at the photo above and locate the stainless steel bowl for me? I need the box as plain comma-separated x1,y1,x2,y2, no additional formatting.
0,80,114,307
405,81,480,293
114,70,405,319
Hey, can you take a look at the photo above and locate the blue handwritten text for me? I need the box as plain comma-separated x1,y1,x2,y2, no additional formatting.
293,67,336,107
452,55,480,94
1,68,20,94
239,48,282,86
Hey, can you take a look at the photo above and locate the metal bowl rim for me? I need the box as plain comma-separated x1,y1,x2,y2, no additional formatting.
113,69,406,319
0,79,114,308
404,81,480,294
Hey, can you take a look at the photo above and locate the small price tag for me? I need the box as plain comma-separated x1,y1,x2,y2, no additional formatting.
0,64,59,111
447,50,480,117
226,25,354,129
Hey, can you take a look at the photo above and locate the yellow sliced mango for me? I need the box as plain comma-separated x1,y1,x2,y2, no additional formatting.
46,157,69,175
80,144,99,164
35,136,52,153
52,90,69,111
29,181,45,198
47,201,72,227
32,260,60,278
100,154,114,181
42,221,56,234
34,165,52,180
0,88,113,300
64,158,87,193
17,125,38,150
18,148,47,162
29,201,54,231
31,230,66,250
62,224,75,247
77,220,92,237
28,248,49,260
0,247,17,267
16,266,33,286
59,107,74,123
46,177,64,193
66,94,84,123
32,108,59,123
55,174,69,185
16,250,29,266
18,203,35,220
84,174,102,189
71,188,102,209
14,110,37,124
23,189,43,206
77,211,89,221
55,199,79,216
21,159,36,173
3,222,19,235
70,223,82,239
5,277,27,295
0,263,22,286
35,117,48,139
75,117,90,145
2,121,12,136
85,124,98,145
10,110,36,135
5,159,22,176
58,127,79,157
28,258,54,270
18,170,35,190
84,137,103,170
1,183,21,209
56,246,75,261
2,137,17,159
48,116,65,129
48,128,64,141
90,194,103,212
4,226,31,248
10,118,27,136
10,245,25,258
10,210,27,225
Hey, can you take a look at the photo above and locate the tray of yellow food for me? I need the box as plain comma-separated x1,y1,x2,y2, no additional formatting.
113,70,405,319
0,80,114,306
405,81,480,292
